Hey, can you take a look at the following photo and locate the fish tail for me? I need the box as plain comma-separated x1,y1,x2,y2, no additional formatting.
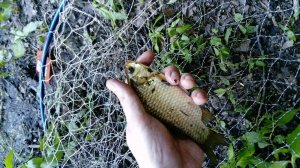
202,130,227,166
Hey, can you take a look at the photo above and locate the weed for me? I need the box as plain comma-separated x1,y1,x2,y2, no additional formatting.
93,0,127,28
149,17,206,70
220,107,300,168
4,149,14,168
0,1,12,24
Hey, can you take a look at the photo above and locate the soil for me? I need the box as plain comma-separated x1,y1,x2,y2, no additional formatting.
0,0,56,165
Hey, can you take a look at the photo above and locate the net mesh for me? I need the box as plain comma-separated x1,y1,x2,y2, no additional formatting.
42,0,299,167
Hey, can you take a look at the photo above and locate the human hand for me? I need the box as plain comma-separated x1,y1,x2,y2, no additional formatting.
106,51,208,168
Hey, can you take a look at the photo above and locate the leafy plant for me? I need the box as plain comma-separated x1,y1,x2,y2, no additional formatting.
220,107,300,168
210,36,230,72
234,13,256,35
4,149,14,168
0,21,43,76
93,0,127,28
247,55,267,73
0,1,12,23
20,129,64,168
279,25,297,42
149,17,206,69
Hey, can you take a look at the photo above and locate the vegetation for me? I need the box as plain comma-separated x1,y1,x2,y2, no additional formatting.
147,6,299,168
2,0,299,167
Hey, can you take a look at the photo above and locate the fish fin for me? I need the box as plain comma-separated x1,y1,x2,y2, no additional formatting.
202,130,227,166
201,145,218,166
201,108,214,124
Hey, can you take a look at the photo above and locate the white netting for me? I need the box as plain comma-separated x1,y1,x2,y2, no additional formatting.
42,0,299,167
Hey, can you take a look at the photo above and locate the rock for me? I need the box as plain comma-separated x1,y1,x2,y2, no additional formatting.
234,39,251,52
282,40,294,49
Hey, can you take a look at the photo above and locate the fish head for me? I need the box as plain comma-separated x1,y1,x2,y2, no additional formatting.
125,61,152,86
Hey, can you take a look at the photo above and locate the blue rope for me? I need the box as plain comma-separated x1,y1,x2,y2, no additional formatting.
39,0,68,132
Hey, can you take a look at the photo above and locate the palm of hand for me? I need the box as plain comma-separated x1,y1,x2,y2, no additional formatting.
126,112,204,168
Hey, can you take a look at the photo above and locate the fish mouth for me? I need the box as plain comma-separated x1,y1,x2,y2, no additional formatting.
124,60,136,86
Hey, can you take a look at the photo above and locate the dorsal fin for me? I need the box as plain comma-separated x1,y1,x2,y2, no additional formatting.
202,130,227,166
201,108,214,124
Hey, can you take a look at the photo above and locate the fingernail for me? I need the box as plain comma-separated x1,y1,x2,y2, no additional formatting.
196,91,202,98
171,71,179,84
196,90,208,100
182,74,193,80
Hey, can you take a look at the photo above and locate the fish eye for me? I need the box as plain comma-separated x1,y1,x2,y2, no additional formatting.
128,67,135,74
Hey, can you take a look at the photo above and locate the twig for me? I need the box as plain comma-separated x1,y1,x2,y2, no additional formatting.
294,0,299,19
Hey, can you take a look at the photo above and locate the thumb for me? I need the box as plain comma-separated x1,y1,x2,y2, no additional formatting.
106,79,149,125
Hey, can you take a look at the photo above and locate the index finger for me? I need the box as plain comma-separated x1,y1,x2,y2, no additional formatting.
136,50,155,66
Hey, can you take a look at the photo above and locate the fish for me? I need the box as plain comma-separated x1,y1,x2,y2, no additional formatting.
124,61,226,165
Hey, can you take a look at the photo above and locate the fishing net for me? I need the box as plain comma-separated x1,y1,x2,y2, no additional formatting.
42,0,299,167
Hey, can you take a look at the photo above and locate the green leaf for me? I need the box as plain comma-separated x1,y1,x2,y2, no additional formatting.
243,132,261,144
276,108,299,127
255,60,265,67
212,28,218,34
38,35,45,45
220,76,230,85
12,40,26,58
268,161,289,168
0,4,12,22
228,91,236,105
55,151,64,162
286,30,296,42
258,141,269,149
249,157,267,168
0,72,11,77
227,144,235,161
219,62,228,72
0,62,5,68
225,27,232,44
234,13,243,22
167,28,177,37
176,25,191,33
4,150,14,168
98,7,113,20
248,61,255,72
181,35,189,41
287,124,300,156
25,157,44,168
220,121,226,129
246,25,256,34
273,148,289,160
0,2,11,8
39,138,44,151
11,30,26,40
23,21,43,36
214,88,227,97
210,37,222,46
213,47,220,56
291,154,297,168
113,12,128,20
238,25,247,34
274,135,285,144
181,49,192,63
237,144,255,167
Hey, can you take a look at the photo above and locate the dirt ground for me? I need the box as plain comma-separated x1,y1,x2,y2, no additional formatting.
0,0,57,164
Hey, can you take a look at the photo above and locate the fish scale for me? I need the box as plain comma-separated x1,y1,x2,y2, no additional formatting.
134,77,209,144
